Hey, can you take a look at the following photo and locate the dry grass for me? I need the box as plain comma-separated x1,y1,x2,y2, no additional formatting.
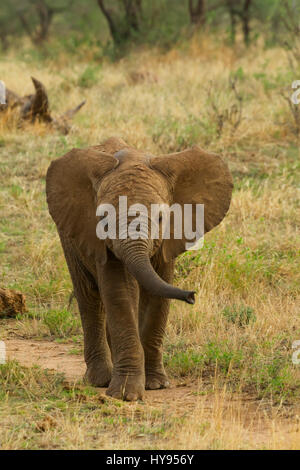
0,35,299,449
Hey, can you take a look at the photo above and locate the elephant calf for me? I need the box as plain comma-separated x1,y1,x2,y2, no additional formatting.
46,137,233,401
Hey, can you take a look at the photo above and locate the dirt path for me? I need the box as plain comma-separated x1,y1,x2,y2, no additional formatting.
1,337,285,410
6,338,85,382
4,338,203,406
3,337,300,449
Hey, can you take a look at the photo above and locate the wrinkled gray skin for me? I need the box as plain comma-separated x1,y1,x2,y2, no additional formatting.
46,137,233,401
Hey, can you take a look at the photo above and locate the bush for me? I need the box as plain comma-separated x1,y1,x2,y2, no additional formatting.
222,305,256,327
43,309,81,338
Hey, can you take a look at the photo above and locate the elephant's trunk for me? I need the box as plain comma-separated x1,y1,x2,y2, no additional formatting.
114,240,195,304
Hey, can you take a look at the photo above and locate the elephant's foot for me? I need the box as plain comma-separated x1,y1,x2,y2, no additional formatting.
106,374,145,401
84,362,112,387
145,370,170,390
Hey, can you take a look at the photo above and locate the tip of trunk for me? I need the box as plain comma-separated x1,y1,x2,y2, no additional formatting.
183,291,196,304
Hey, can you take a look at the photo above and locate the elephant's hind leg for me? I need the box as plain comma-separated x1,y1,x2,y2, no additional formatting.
60,236,112,387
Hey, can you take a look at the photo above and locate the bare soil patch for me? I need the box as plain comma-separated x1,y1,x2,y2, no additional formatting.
5,337,201,404
2,335,300,449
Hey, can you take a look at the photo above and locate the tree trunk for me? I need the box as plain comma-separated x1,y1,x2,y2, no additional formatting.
241,0,252,46
35,1,54,43
98,0,142,46
97,0,119,44
226,0,237,43
188,0,206,25
226,0,252,45
123,0,141,31
18,0,72,45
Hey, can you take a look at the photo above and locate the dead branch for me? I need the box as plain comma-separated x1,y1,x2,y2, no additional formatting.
0,76,86,134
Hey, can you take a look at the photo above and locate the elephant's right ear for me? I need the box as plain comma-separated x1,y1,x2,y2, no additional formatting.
46,148,119,262
150,146,233,261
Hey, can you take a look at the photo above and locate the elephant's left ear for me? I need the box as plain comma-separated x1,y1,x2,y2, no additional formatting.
46,148,119,263
150,146,233,260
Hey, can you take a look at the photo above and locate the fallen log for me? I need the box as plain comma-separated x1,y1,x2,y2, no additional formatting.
0,288,27,318
0,76,86,134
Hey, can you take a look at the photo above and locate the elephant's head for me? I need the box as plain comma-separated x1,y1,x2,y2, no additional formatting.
46,137,233,304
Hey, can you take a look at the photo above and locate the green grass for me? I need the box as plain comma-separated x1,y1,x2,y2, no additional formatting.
164,335,300,401
43,309,81,339
77,65,102,88
0,361,181,450
222,305,256,327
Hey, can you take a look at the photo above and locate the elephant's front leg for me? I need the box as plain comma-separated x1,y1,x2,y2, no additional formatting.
60,237,112,387
98,253,145,401
139,259,174,390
